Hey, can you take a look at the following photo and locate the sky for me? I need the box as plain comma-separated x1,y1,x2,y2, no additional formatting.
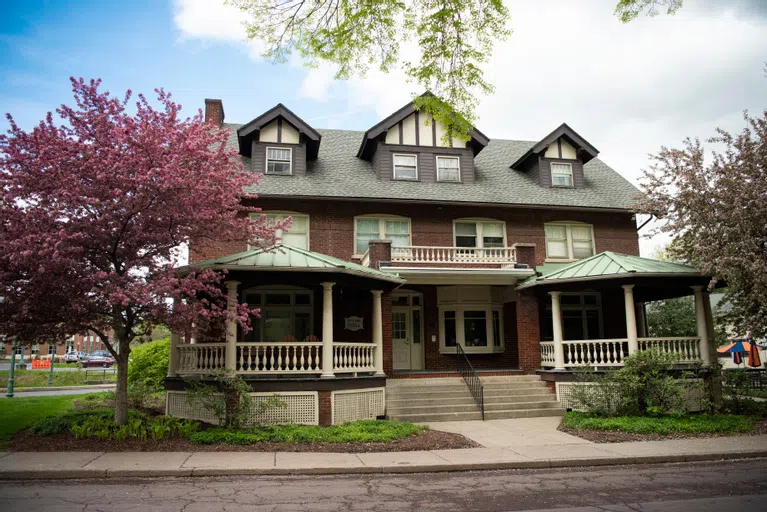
1,0,766,256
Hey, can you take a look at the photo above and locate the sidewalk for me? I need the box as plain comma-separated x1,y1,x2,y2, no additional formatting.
1,418,766,479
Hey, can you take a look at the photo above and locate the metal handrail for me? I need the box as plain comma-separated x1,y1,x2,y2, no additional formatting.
456,344,484,420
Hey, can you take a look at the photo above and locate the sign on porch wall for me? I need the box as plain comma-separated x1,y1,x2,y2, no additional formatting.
344,316,364,331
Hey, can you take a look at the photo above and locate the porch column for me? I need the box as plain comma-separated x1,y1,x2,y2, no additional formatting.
550,291,566,371
636,302,648,338
692,286,712,365
623,284,639,355
168,298,180,377
225,280,240,373
371,290,385,376
321,282,336,378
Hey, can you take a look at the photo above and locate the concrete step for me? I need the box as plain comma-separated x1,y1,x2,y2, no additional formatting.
387,410,483,422
387,403,481,415
483,400,562,412
387,397,478,407
482,388,552,398
483,408,566,420
386,378,464,387
481,381,548,389
386,390,474,400
483,394,558,405
480,375,542,383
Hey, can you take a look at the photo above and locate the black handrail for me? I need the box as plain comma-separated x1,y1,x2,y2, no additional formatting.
456,345,484,420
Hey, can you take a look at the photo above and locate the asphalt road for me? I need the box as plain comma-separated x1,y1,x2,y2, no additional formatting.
1,459,765,511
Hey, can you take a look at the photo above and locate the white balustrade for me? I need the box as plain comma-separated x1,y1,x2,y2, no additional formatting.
563,339,628,367
540,342,556,367
177,344,226,374
333,342,376,373
638,337,702,363
237,342,323,374
391,246,517,265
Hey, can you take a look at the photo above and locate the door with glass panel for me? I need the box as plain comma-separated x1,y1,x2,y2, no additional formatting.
392,292,424,370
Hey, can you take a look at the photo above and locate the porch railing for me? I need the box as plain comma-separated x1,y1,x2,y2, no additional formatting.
177,343,226,374
237,342,323,374
334,342,376,373
540,337,704,369
456,344,485,420
391,246,516,265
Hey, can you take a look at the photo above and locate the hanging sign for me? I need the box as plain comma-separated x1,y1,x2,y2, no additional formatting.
344,316,364,331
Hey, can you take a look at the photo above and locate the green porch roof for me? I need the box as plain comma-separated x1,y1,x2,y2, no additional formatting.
517,251,701,290
189,244,405,284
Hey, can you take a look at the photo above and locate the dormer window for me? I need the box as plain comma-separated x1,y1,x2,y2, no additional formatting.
266,147,292,175
551,163,573,187
436,156,461,182
393,154,418,180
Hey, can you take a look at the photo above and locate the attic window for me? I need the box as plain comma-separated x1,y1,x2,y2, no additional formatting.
436,156,460,182
266,147,292,175
551,163,573,187
393,154,418,180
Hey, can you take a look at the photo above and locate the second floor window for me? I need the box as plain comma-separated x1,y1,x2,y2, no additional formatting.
393,154,418,180
436,156,460,182
266,147,292,175
545,223,594,260
252,212,309,249
454,220,506,248
355,216,411,254
551,162,573,187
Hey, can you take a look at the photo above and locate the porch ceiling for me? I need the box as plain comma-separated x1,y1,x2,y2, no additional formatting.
379,266,535,285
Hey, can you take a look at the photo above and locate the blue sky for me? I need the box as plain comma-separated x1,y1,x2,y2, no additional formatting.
2,0,766,255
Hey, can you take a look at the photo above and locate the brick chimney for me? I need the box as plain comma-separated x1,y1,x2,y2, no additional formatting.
367,240,392,269
204,99,225,127
512,242,537,268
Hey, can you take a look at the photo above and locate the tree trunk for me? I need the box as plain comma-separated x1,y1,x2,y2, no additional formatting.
114,340,131,426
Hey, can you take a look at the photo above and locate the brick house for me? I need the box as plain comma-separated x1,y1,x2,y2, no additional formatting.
164,96,718,425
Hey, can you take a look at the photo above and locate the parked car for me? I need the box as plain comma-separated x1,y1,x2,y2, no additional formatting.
81,350,115,368
64,351,80,363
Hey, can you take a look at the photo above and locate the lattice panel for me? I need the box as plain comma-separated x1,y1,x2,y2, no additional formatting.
166,390,221,424
332,387,385,425
250,392,318,426
556,380,705,413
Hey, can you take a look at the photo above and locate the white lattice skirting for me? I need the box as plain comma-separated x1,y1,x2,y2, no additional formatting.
332,387,385,425
556,381,705,413
166,390,319,426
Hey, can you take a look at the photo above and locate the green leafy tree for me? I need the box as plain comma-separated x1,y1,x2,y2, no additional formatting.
614,0,684,23
647,297,697,338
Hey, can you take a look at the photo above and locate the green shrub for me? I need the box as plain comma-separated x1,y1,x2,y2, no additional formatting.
127,337,169,390
563,411,754,434
188,420,425,445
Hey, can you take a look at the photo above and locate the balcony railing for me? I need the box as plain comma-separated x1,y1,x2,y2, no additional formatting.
390,246,517,265
540,337,703,369
175,341,377,377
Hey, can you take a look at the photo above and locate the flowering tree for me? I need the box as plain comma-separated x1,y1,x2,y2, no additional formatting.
638,109,767,338
0,78,282,424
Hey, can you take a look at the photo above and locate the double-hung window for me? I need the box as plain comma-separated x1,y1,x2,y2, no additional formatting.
251,212,309,249
550,162,573,187
266,147,292,175
436,156,460,182
393,154,418,180
545,222,594,260
354,216,411,255
454,220,506,249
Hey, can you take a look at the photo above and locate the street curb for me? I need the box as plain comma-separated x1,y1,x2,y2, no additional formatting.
0,452,765,480
0,384,116,393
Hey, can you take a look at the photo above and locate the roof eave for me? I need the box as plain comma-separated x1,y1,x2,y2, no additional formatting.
516,271,705,290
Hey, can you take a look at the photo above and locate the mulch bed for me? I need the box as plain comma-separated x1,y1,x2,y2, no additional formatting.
10,428,478,453
559,419,767,443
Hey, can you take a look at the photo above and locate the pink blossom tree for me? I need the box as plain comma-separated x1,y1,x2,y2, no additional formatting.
0,78,283,424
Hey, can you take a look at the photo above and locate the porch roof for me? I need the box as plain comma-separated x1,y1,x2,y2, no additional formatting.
517,251,704,291
188,244,406,284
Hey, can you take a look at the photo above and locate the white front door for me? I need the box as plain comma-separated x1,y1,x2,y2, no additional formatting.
392,310,410,370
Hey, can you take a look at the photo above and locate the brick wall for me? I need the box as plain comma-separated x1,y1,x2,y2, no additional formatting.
516,291,542,373
318,391,332,426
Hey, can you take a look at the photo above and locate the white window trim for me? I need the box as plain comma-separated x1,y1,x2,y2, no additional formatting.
265,146,293,175
544,292,604,340
550,162,574,187
452,218,507,248
438,305,505,354
544,221,595,262
436,155,461,182
392,153,419,181
248,211,310,250
243,286,314,342
353,214,412,258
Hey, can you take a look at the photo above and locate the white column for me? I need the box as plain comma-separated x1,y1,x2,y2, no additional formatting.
225,280,240,373
692,286,712,365
371,290,385,376
623,284,639,355
168,298,180,377
321,282,336,378
550,291,566,371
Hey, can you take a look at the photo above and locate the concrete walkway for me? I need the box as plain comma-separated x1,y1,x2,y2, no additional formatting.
1,418,766,479
0,384,116,397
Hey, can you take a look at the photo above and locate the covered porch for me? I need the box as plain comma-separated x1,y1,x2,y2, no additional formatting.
168,244,404,379
517,252,719,371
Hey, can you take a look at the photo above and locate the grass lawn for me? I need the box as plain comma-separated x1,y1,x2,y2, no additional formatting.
0,369,116,388
563,411,755,435
0,393,104,449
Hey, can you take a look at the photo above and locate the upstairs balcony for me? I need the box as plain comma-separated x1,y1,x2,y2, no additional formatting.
362,246,518,267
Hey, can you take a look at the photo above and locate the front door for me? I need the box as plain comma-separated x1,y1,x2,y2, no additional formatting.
392,310,410,370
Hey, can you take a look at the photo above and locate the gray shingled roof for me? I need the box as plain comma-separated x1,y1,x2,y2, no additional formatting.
225,124,642,211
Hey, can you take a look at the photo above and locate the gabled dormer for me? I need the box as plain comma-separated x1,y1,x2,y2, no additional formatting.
236,104,321,177
357,94,489,184
510,123,599,189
